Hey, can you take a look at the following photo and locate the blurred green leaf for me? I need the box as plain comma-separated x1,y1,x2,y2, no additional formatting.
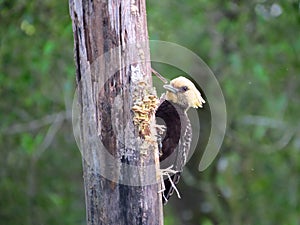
20,132,43,155
253,63,269,84
43,41,55,55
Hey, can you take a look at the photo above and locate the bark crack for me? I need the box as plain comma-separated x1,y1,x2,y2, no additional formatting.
118,3,123,48
73,11,81,83
83,4,92,62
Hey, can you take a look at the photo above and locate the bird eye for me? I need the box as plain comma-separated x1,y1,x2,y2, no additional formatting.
181,86,188,92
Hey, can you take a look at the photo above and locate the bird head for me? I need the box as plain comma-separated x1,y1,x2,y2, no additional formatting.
163,76,205,110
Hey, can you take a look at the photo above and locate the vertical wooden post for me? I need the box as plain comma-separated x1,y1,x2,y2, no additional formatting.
69,0,163,224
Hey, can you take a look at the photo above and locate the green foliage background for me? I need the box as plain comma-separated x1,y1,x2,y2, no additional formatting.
1,0,299,224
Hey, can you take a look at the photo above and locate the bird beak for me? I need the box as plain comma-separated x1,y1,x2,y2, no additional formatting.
163,84,178,93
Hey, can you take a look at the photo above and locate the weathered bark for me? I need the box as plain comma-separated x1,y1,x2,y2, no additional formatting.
69,1,163,225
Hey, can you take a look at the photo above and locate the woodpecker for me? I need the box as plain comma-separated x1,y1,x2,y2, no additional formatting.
155,76,205,204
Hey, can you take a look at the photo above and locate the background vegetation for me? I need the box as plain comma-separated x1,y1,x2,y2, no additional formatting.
1,0,299,224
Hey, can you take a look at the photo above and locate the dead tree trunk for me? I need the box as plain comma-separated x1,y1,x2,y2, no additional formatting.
69,0,163,225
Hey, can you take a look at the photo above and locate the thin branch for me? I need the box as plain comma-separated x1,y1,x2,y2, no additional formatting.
33,113,65,160
240,115,285,128
239,115,297,152
1,111,70,134
27,112,65,220
151,68,169,84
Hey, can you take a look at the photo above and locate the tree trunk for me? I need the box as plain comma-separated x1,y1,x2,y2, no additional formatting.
69,1,163,225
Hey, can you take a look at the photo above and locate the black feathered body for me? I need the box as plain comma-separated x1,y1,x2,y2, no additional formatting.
155,96,192,204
